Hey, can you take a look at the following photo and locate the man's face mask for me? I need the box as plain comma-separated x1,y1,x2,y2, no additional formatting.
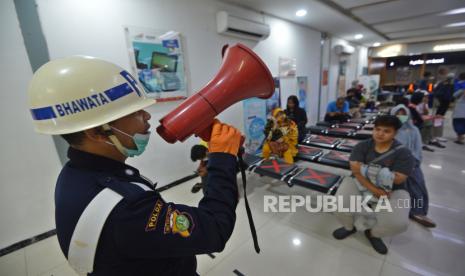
397,115,409,124
107,126,151,157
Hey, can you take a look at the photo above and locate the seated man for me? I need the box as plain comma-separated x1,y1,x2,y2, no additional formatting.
332,115,415,255
325,97,351,122
262,108,298,164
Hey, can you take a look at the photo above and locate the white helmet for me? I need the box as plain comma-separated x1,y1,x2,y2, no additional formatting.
28,56,155,135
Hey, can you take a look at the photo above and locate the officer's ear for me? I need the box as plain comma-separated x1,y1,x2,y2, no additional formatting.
83,127,109,143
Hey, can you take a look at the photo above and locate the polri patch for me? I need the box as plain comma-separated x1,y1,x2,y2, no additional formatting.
145,200,163,232
168,210,195,238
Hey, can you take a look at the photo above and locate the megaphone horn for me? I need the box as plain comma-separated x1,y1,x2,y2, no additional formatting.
156,43,274,143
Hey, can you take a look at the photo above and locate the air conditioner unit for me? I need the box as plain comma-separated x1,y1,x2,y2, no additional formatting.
217,11,270,41
334,44,355,55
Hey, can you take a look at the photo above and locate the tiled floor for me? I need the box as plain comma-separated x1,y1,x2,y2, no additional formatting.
1,119,464,276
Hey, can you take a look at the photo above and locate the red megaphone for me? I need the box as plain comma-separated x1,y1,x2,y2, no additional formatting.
156,43,274,143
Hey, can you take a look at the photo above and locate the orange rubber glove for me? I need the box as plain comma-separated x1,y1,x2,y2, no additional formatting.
209,119,242,156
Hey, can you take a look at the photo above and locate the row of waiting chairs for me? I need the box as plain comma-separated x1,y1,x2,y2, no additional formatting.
306,115,378,139
242,154,342,195
239,112,380,195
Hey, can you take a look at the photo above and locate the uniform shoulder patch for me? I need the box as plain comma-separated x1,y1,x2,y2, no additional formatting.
145,200,163,232
163,207,195,238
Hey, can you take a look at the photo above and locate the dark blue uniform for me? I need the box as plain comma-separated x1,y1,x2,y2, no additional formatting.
55,147,238,275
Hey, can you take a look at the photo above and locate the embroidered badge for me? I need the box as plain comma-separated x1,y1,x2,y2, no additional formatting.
145,200,163,232
163,207,195,237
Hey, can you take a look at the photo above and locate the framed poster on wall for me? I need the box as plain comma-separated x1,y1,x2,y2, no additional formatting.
297,76,308,112
279,57,297,78
243,98,267,154
266,78,281,117
124,26,187,102
358,75,380,100
337,75,346,97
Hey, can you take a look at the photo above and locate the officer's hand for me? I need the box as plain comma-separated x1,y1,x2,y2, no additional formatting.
198,166,207,177
209,119,242,156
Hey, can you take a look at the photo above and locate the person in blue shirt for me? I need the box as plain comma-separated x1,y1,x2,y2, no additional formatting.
27,57,242,276
324,97,351,122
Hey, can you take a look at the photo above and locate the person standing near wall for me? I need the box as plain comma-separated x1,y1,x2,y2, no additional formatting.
27,57,242,275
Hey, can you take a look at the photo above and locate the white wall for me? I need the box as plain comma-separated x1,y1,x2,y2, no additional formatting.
357,46,368,75
36,0,323,185
254,17,322,125
319,37,331,119
0,0,62,249
327,37,368,110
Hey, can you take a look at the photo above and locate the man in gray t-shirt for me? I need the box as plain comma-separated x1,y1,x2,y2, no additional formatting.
350,139,414,191
332,115,415,255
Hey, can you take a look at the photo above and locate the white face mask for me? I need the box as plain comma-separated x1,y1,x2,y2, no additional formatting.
397,115,409,124
105,125,151,157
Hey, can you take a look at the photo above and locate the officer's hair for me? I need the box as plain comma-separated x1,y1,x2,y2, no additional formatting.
374,115,402,131
61,132,86,146
191,144,208,162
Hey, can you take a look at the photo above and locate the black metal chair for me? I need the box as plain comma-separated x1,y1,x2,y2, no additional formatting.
288,167,341,194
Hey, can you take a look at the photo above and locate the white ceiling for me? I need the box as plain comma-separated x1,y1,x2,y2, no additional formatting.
220,0,465,46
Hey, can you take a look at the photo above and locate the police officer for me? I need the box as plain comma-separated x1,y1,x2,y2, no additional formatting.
27,56,242,275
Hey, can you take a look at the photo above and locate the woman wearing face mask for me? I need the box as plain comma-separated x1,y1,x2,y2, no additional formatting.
391,105,436,228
